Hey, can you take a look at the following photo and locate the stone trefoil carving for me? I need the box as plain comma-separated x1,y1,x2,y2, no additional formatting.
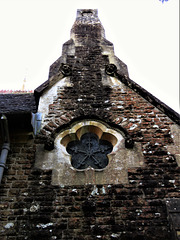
59,63,72,76
66,132,113,170
105,64,117,76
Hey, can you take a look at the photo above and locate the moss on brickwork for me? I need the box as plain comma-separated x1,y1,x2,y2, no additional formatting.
1,155,178,239
0,9,180,240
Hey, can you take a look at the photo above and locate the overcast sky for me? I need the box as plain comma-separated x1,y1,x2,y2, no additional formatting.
0,0,179,113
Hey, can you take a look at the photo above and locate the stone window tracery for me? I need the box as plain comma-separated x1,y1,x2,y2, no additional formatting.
66,132,113,170
60,120,120,171
35,119,145,186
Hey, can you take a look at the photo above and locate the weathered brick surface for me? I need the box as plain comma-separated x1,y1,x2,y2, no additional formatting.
0,121,179,239
0,9,179,240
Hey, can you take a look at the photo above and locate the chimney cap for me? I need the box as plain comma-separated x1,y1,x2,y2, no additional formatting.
77,9,98,18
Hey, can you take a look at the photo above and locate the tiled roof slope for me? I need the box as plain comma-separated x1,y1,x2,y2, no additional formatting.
0,93,37,114
0,90,33,94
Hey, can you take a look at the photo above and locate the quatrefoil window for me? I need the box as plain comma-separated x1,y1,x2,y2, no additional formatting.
66,132,113,170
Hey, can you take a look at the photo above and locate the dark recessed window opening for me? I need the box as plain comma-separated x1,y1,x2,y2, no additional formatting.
66,132,113,170
81,10,93,17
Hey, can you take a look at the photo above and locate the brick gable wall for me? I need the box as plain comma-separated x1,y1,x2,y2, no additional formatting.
1,64,179,240
0,136,179,239
0,9,179,240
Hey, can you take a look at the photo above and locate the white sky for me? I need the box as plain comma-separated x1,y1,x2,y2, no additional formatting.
0,0,179,113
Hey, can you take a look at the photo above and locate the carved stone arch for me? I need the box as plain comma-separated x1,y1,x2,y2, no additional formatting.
44,118,134,151
35,118,145,186
60,120,120,148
